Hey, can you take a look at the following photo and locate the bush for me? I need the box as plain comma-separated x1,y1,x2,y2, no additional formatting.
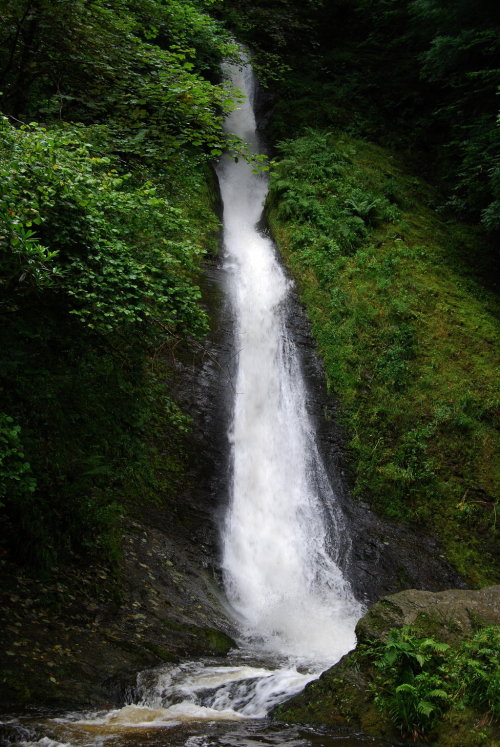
372,626,500,739
0,115,218,566
0,117,208,337
0,414,36,508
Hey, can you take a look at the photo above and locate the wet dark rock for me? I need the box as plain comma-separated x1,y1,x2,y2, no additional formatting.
273,649,396,739
168,251,235,577
0,249,237,713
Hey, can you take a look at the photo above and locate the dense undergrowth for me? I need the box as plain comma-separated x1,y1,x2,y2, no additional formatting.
278,623,500,744
0,0,236,569
369,626,499,741
267,130,499,585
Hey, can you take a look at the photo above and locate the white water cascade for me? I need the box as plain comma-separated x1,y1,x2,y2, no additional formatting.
218,60,362,666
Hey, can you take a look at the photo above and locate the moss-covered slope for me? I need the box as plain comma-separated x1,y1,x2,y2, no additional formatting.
267,130,499,585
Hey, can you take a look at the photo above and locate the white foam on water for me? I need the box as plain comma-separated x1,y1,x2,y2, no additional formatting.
18,740,72,747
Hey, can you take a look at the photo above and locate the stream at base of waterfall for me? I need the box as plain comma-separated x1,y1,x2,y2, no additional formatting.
1,59,370,747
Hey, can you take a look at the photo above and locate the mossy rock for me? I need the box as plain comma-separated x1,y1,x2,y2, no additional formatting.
159,618,235,657
195,626,235,655
274,649,395,738
433,706,500,747
356,586,500,645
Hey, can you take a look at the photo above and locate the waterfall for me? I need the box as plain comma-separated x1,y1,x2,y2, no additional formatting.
218,59,362,664
16,59,364,745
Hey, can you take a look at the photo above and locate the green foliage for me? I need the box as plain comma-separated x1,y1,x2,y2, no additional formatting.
217,0,318,85
0,0,229,568
0,117,208,337
459,627,500,718
0,0,241,159
0,414,36,508
270,130,399,256
370,626,499,739
373,628,451,738
348,0,500,233
268,129,499,584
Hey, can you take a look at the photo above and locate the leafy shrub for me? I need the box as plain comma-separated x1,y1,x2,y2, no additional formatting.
0,111,218,566
373,629,450,738
0,117,209,337
270,131,399,259
0,0,240,158
0,414,36,508
460,627,500,718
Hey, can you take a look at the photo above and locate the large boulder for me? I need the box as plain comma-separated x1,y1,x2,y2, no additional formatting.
356,585,500,644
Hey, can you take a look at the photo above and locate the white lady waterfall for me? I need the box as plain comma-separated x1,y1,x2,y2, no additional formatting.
218,59,362,665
